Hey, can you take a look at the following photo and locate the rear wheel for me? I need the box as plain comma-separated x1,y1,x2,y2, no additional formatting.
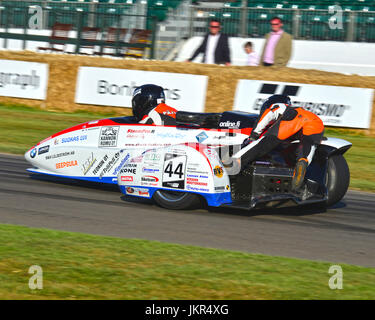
153,190,203,210
326,154,350,207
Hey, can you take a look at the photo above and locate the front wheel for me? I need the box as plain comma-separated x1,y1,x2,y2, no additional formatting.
153,190,203,210
326,154,350,207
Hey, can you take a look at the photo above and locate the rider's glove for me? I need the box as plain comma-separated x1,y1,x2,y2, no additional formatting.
241,137,251,148
249,130,261,141
242,131,260,148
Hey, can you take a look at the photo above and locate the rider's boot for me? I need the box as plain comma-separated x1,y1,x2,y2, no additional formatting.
292,158,308,191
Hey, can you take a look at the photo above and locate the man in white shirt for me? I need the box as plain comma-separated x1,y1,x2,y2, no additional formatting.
186,20,231,65
244,41,259,66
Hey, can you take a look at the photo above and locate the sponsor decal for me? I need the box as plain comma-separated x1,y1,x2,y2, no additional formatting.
56,160,78,169
196,131,208,143
30,148,37,158
120,162,137,175
219,120,241,128
123,163,137,168
141,176,159,183
61,135,87,144
81,152,96,175
162,110,175,116
112,153,130,176
125,186,150,197
127,129,155,134
121,176,133,182
214,186,225,191
156,132,185,139
204,148,219,160
0,60,48,100
145,153,161,162
213,165,224,178
226,184,230,190
186,178,208,186
234,79,374,128
0,70,40,90
126,128,155,139
99,126,119,147
166,148,186,156
97,80,179,101
142,167,159,173
137,189,150,197
126,187,134,194
141,175,159,186
38,145,49,155
92,155,109,175
124,143,172,147
46,151,75,160
164,182,180,188
186,185,209,192
75,67,208,112
62,136,78,143
130,155,143,163
258,83,300,96
187,167,209,175
99,151,122,178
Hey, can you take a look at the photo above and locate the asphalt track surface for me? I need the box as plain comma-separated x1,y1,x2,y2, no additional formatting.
0,153,374,267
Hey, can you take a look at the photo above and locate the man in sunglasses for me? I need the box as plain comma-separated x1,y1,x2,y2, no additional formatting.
260,17,292,67
186,19,231,66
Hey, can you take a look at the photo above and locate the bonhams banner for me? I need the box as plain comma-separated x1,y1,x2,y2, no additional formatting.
234,80,374,128
0,59,48,100
75,67,208,112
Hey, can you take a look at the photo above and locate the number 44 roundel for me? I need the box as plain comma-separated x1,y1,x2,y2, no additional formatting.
162,153,186,189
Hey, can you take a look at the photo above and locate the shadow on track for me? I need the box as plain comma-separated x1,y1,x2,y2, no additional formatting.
28,173,348,217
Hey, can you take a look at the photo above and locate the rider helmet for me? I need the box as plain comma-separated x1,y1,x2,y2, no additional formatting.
132,84,165,121
259,94,292,116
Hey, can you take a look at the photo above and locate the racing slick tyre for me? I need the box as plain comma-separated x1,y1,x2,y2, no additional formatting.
326,154,350,207
153,190,203,210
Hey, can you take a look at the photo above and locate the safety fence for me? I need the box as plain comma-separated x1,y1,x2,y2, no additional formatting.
0,5,157,58
187,5,375,42
0,1,375,63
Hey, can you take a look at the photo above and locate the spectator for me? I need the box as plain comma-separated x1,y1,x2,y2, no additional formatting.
260,17,292,67
186,19,231,65
244,41,259,66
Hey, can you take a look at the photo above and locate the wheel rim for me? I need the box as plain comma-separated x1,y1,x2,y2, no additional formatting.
155,190,189,202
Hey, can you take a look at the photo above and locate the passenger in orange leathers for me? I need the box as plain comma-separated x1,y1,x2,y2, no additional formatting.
237,95,324,190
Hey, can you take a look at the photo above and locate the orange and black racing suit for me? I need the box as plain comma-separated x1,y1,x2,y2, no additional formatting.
139,103,177,126
238,103,324,169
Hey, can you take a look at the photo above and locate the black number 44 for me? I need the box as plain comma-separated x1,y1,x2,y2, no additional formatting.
164,161,184,179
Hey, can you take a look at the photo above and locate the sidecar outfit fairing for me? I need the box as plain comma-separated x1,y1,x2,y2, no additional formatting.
25,111,351,210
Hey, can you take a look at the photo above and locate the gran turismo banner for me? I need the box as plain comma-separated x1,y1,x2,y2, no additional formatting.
75,67,208,112
233,79,374,129
0,59,49,100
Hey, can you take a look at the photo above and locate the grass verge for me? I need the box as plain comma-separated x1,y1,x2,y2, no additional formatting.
0,224,374,300
0,103,374,192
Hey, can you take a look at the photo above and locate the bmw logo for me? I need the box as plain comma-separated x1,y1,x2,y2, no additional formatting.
30,148,37,158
